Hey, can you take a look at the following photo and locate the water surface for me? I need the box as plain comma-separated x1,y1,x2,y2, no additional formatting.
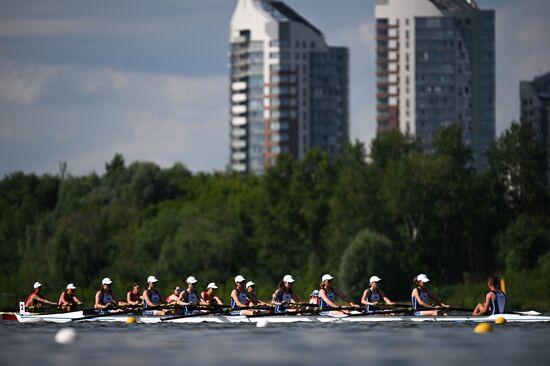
1,321,549,365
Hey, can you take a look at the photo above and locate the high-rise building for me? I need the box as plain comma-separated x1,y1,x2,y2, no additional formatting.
375,0,495,170
520,72,550,182
229,0,349,174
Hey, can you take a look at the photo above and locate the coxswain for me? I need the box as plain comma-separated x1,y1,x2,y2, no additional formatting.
142,275,168,316
58,283,82,312
318,274,357,315
165,286,182,304
360,275,394,313
411,274,449,316
94,277,123,314
309,290,320,305
472,275,506,316
25,282,56,309
271,275,300,313
230,275,256,316
126,283,142,305
201,282,224,305
246,281,269,306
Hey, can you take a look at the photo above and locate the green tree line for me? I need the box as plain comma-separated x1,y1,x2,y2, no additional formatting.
1,122,549,310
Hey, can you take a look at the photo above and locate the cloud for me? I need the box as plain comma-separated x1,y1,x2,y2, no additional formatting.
0,62,228,176
0,60,59,105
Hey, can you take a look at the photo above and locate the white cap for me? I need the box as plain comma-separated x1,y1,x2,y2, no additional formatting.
66,283,77,290
246,281,255,288
101,278,113,285
283,274,295,283
33,282,42,289
310,290,319,297
147,275,159,283
186,276,198,284
234,275,246,283
206,282,218,289
321,274,334,282
369,275,382,283
416,274,430,283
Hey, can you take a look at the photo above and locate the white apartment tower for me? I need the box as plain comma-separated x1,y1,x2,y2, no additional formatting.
375,0,495,170
229,0,349,174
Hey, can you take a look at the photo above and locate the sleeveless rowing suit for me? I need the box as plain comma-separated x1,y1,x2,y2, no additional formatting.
274,291,293,313
490,290,506,315
364,289,381,313
319,289,336,316
25,292,38,308
411,288,429,316
230,289,248,315
183,291,200,315
143,289,161,316
98,292,115,314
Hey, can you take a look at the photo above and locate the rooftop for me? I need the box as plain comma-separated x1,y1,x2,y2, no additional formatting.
429,0,479,11
266,1,322,36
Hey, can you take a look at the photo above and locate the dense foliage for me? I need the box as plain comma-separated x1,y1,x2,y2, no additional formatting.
1,122,549,309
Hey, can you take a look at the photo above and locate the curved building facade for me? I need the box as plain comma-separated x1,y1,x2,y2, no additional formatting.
229,0,349,174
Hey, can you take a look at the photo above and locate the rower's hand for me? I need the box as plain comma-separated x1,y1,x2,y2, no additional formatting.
441,303,450,309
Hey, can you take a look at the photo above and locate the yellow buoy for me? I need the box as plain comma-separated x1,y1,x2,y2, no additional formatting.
495,317,507,325
126,316,137,324
474,322,492,334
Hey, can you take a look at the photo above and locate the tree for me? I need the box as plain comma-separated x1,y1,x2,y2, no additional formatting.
488,122,549,214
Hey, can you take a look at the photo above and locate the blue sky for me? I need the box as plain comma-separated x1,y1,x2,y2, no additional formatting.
1,0,549,176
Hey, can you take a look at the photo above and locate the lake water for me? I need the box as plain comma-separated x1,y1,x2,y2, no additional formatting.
1,321,550,366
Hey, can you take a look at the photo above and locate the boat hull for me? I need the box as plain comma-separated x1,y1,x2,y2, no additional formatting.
10,312,550,324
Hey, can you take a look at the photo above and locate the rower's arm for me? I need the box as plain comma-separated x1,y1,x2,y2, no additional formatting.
427,290,448,307
379,290,394,305
94,292,107,309
271,290,281,305
319,289,338,308
360,289,372,305
291,291,300,304
142,291,155,307
213,296,224,305
231,289,247,307
35,294,56,306
335,288,356,306
412,289,433,308
480,292,493,314
73,296,82,305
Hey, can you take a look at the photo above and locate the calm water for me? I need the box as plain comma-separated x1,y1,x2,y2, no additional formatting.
1,321,550,366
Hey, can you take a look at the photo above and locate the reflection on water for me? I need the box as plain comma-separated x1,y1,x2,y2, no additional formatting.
1,322,550,366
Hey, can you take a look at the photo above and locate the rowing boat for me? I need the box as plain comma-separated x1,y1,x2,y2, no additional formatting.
9,311,550,324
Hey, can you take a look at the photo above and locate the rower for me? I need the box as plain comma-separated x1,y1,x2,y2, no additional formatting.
58,283,82,312
309,290,320,305
230,275,256,316
126,283,142,305
178,276,201,315
360,275,394,313
472,275,507,316
201,282,224,305
165,286,182,304
246,281,269,306
411,274,449,316
94,277,123,314
25,282,56,309
271,274,300,313
318,274,357,315
142,275,168,316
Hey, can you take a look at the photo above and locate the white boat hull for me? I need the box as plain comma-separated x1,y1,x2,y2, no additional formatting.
13,312,550,324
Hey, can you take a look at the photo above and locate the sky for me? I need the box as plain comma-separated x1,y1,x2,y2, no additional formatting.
1,0,549,177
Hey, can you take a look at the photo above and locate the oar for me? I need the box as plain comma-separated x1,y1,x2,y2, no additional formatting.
71,307,139,322
160,308,226,321
247,308,319,318
347,308,414,317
